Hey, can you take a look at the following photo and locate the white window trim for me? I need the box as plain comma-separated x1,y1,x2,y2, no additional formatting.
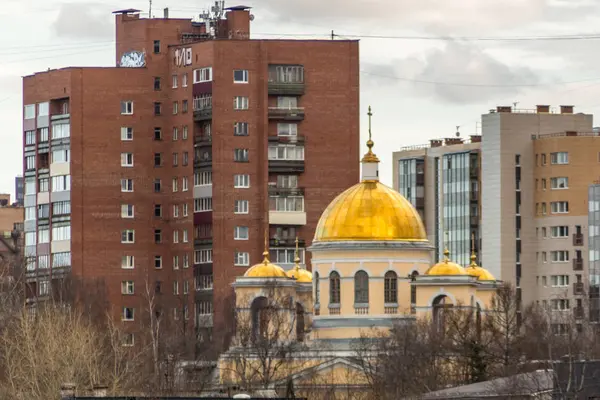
235,200,249,214
234,69,249,84
121,101,134,115
234,252,250,266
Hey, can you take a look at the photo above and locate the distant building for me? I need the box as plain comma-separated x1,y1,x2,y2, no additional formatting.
15,176,24,206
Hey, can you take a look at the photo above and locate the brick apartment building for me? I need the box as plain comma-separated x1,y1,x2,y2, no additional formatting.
22,5,359,348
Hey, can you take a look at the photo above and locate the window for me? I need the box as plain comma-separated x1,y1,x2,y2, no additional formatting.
542,227,547,238
234,148,249,162
173,281,179,295
52,224,70,241
277,175,298,188
122,333,134,347
25,207,36,221
122,307,134,321
172,177,178,192
51,149,70,164
39,127,49,142
39,280,50,296
330,272,341,304
121,230,135,243
195,172,212,186
196,275,213,290
24,104,35,119
234,122,249,136
183,152,189,166
183,230,188,243
270,65,304,83
120,153,133,167
551,226,569,238
235,200,249,214
198,301,212,315
234,226,249,240
194,197,212,212
551,299,570,311
172,127,179,140
277,96,298,109
154,102,162,116
154,179,161,192
542,202,547,215
38,204,50,218
38,227,49,244
25,130,36,145
234,252,249,266
155,255,162,269
153,40,160,53
314,272,320,304
154,127,162,141
121,127,133,141
233,96,249,110
195,249,212,264
173,152,178,166
182,100,188,113
541,153,547,165
182,177,189,191
52,175,71,192
551,152,569,165
53,252,70,268
183,254,189,268
155,204,162,217
122,256,134,269
183,203,188,217
173,230,179,243
173,101,178,115
551,177,569,189
234,69,249,83
121,204,134,218
551,250,569,262
121,179,133,192
354,271,369,303
154,77,161,91
269,196,304,212
154,230,162,244
38,255,49,270
121,101,133,115
551,275,570,287
182,73,188,87
25,155,35,170
193,67,213,83
172,74,178,88
277,123,298,136
183,280,189,295
172,205,179,218
234,174,250,188
384,271,398,303
154,153,162,167
268,145,304,160
173,255,180,270
551,201,569,214
271,248,305,264
542,179,547,190
122,281,135,295
183,126,188,139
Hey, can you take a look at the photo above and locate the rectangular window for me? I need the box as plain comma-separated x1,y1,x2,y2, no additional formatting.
173,230,179,243
25,232,36,246
122,307,134,321
39,178,49,192
154,102,162,116
121,204,134,218
172,74,178,88
194,197,212,212
173,205,179,218
182,176,189,191
277,96,298,108
155,255,162,269
121,127,133,141
155,230,162,244
52,175,71,192
182,73,188,87
153,40,160,53
154,179,161,193
234,122,249,136
183,152,189,166
39,280,50,296
154,77,161,91
269,196,305,212
234,174,250,188
154,127,162,141
25,207,36,221
173,127,178,141
25,178,36,195
195,171,212,186
121,101,133,115
551,275,570,287
551,250,569,262
182,100,188,113
38,255,49,270
155,204,162,217
38,227,49,244
277,175,298,188
234,226,249,240
121,230,135,243
154,153,162,167
122,333,134,347
38,204,50,219
121,281,135,295
183,254,189,268
183,230,188,243
551,226,569,238
121,256,134,269
233,96,249,110
24,104,35,119
51,149,70,164
234,252,250,266
25,130,36,145
183,280,189,295
234,148,249,162
39,127,49,142
234,69,249,83
173,281,179,294
551,201,569,214
268,145,304,160
277,123,298,136
173,255,180,270
194,249,212,264
173,152,178,166
235,200,249,214
172,177,178,192
121,153,134,167
271,248,306,264
193,67,212,83
551,299,570,311
551,152,569,165
182,125,188,140
183,203,188,217
121,179,134,192
51,224,71,241
173,101,178,115
37,102,49,116
551,177,569,189
52,201,70,216
53,252,71,268
25,155,35,170
269,65,304,84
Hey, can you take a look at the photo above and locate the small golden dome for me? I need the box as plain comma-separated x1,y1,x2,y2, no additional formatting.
244,250,287,278
426,249,467,276
286,267,312,283
314,181,427,242
465,253,495,281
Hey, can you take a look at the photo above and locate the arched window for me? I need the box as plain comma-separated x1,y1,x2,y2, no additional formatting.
250,296,270,342
384,271,398,303
354,271,369,303
314,272,320,304
432,295,453,332
329,272,340,304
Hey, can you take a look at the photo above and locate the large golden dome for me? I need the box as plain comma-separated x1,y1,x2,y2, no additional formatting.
313,181,427,242
244,251,287,278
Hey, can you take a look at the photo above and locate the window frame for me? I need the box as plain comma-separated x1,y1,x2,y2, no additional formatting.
329,272,341,304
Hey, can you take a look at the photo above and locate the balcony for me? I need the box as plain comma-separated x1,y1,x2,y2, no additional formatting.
268,159,305,173
268,107,305,121
268,135,305,145
268,81,305,96
196,313,213,328
268,185,305,197
573,258,584,271
573,234,584,246
269,211,307,226
573,282,585,295
194,237,213,246
471,215,479,226
270,237,306,248
193,97,212,121
574,306,584,320
194,154,212,168
194,135,212,148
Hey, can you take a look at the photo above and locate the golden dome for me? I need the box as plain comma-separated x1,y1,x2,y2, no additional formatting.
314,181,427,242
244,250,287,278
426,249,467,276
286,266,313,283
465,253,495,281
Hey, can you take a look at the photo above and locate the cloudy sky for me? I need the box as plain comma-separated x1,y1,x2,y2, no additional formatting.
3,0,600,198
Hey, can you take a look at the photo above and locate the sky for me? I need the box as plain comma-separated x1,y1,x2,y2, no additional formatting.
3,0,600,198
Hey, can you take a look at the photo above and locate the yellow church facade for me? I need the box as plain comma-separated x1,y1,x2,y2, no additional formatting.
217,107,500,396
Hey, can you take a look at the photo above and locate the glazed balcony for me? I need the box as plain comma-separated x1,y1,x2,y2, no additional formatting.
268,65,305,95
193,96,212,121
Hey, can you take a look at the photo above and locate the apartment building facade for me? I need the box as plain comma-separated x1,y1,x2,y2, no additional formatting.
392,137,482,266
22,6,359,348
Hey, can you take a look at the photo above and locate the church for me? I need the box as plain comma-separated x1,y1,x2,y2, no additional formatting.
217,108,500,397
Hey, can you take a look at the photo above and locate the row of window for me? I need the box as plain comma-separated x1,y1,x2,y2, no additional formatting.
536,250,583,263
536,274,580,287
536,152,569,166
120,255,189,270
535,201,569,215
25,252,71,271
122,305,190,321
121,229,187,245
24,175,70,195
316,271,406,305
120,177,189,193
536,177,569,190
536,225,582,238
150,152,191,167
121,279,190,296
25,224,70,245
25,201,71,220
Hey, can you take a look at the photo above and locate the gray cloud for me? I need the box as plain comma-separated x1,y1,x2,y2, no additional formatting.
52,3,112,39
363,42,539,104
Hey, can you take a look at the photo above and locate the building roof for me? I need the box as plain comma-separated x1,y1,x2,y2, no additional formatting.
224,5,252,10
112,8,141,14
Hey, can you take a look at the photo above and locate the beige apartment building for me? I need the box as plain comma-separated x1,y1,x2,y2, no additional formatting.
395,105,600,324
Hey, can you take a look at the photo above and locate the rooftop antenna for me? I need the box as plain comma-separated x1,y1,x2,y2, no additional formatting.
455,125,460,137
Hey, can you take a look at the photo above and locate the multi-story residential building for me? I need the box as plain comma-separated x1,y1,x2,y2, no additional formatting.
481,105,595,323
392,136,482,266
15,176,24,206
22,6,359,348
